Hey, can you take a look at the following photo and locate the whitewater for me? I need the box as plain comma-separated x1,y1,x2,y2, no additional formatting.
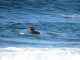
0,47,80,60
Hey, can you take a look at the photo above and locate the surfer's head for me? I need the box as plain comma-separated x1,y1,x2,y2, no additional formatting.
28,27,34,33
28,27,40,34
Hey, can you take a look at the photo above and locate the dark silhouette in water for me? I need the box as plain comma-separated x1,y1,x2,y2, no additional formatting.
28,27,40,34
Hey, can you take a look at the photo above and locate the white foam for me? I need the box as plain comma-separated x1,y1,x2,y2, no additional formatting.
20,32,25,35
0,47,80,60
59,13,80,18
19,29,29,35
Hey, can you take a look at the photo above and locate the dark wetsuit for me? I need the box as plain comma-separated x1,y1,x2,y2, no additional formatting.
30,31,40,34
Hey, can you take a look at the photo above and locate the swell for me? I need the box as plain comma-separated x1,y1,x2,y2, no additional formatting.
0,0,80,14
0,0,80,23
0,22,80,47
0,22,80,38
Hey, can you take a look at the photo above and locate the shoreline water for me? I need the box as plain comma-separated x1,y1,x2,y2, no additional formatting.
0,47,80,60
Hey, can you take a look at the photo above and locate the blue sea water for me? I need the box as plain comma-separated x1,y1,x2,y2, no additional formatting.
0,0,80,60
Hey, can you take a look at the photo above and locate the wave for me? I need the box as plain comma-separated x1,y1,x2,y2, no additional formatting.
58,13,80,18
0,22,80,37
0,0,80,13
0,47,80,60
0,0,80,23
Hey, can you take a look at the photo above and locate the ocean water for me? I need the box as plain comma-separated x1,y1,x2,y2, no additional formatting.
0,0,80,60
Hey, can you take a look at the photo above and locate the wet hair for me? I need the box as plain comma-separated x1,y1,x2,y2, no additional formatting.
29,27,34,31
29,27,40,34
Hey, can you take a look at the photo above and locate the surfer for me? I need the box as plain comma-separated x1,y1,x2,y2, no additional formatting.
28,27,40,34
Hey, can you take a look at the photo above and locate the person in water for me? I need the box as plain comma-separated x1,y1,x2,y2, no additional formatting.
28,27,40,34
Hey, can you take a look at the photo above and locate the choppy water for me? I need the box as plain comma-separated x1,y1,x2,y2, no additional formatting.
0,22,80,48
0,0,80,60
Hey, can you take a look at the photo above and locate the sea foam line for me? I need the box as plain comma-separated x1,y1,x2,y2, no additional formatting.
0,47,80,60
59,13,80,18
